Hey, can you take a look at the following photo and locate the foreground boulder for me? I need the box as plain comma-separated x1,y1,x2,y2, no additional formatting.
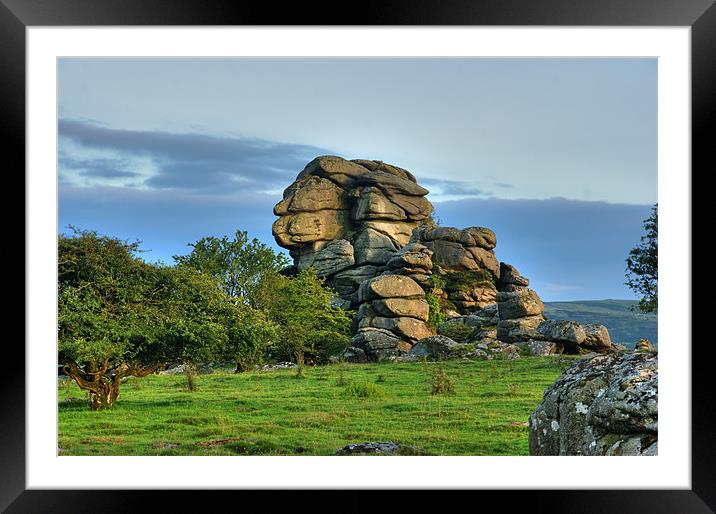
529,352,658,456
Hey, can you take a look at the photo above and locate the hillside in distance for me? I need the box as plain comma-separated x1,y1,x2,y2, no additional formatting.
543,299,657,348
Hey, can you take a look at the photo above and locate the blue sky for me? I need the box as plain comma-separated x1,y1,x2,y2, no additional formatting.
58,58,657,301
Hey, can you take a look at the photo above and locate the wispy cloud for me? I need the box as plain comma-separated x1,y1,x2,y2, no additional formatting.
61,156,143,179
420,178,492,200
541,283,582,295
58,119,332,194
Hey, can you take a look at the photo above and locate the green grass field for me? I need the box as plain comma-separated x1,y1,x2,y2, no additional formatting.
58,357,577,456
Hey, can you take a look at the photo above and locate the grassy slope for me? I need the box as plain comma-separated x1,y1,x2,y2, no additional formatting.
58,357,577,456
543,299,657,347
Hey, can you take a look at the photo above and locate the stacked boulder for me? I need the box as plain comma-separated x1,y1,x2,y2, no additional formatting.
381,242,434,290
348,275,433,361
272,156,432,307
411,225,500,314
492,262,613,356
536,320,612,354
495,263,547,347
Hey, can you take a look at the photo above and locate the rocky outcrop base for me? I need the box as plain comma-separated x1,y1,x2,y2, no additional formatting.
346,275,433,361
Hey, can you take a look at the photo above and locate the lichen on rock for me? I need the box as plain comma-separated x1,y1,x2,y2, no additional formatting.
529,352,658,455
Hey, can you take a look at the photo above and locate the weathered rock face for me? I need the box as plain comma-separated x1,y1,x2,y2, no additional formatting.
491,262,612,355
535,319,612,354
529,352,658,456
582,324,613,352
536,319,586,348
496,262,529,290
409,335,463,359
382,242,434,290
496,315,544,343
493,261,546,346
348,275,433,361
349,327,404,362
497,289,544,319
274,157,509,319
411,226,499,314
273,156,432,305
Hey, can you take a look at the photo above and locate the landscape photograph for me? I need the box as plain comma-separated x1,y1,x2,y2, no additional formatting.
57,57,658,457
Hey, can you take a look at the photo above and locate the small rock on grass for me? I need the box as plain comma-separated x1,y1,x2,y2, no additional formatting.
336,442,429,455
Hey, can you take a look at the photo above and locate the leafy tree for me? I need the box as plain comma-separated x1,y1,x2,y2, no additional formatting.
58,228,234,409
625,204,658,313
256,268,352,365
173,230,290,306
224,305,279,372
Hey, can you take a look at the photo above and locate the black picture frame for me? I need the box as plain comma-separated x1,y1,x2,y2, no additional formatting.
5,0,711,511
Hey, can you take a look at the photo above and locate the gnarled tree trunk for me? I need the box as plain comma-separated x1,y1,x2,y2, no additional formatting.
62,361,160,410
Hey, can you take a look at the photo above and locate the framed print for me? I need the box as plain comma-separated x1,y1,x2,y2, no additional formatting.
6,0,713,511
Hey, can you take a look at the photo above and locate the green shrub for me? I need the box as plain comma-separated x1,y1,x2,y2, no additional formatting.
294,353,306,379
451,343,477,358
438,296,458,313
58,228,238,410
515,343,533,358
426,293,446,328
184,365,199,392
437,321,474,343
344,382,386,398
429,273,447,290
430,365,455,395
444,270,494,292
